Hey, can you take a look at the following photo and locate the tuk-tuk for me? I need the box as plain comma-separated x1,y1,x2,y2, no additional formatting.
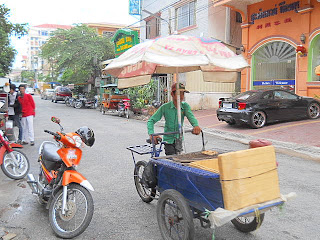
100,84,128,115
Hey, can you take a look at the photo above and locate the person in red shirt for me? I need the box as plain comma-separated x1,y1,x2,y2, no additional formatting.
18,85,36,146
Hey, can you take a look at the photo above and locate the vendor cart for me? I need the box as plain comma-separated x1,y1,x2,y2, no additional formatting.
127,131,294,240
0,78,15,142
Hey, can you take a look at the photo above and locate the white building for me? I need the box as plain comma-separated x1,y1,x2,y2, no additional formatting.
139,0,243,109
26,24,72,75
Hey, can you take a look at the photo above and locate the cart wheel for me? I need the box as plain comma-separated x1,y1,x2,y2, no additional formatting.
231,213,265,233
134,161,156,203
157,189,194,240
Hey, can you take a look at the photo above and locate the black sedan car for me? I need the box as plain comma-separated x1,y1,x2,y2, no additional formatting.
217,89,320,128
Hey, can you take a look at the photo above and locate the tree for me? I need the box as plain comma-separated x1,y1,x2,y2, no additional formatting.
41,24,115,84
0,4,27,76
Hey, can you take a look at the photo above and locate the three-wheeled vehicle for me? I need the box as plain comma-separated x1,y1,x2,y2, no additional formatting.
100,84,130,117
127,131,294,239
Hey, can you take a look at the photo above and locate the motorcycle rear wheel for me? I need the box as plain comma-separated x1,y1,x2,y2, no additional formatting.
49,183,94,239
1,150,30,180
75,101,83,109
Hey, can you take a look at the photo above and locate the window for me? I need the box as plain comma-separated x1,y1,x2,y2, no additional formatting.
176,1,196,30
253,41,296,91
41,31,48,36
236,12,242,23
146,17,161,39
103,31,114,38
274,91,297,100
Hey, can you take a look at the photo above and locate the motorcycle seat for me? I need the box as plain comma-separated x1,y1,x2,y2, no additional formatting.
42,142,62,163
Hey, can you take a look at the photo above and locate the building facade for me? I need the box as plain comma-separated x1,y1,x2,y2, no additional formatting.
140,0,244,109
214,0,320,97
26,24,72,75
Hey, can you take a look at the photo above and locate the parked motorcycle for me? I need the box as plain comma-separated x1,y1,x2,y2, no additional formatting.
74,95,97,109
118,98,131,118
27,117,95,238
0,129,29,179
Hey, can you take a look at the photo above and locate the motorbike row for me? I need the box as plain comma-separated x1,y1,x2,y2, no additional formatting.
65,94,98,109
1,117,95,239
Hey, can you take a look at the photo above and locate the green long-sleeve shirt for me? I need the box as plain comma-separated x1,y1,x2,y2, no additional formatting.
147,101,199,144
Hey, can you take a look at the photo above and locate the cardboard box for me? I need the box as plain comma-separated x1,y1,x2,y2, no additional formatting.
218,146,280,211
188,158,219,174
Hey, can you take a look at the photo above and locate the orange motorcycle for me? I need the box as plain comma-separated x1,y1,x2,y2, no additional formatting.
27,117,95,239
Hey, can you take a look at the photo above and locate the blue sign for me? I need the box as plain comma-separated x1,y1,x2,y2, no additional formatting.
253,80,295,86
129,0,140,15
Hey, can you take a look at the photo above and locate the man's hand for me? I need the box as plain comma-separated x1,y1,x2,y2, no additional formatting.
150,135,162,144
192,126,201,135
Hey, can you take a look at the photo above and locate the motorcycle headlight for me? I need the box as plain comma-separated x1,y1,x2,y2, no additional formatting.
66,136,75,145
74,135,83,148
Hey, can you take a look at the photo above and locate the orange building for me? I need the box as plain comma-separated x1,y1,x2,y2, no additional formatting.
214,0,320,97
86,22,139,38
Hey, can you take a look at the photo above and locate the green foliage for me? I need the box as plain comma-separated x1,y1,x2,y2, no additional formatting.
21,70,35,80
41,24,115,84
0,4,27,76
124,79,157,109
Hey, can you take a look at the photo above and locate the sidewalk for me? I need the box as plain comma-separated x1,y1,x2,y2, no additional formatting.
190,108,320,162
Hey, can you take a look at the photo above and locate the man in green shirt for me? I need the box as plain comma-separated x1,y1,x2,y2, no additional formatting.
147,83,201,155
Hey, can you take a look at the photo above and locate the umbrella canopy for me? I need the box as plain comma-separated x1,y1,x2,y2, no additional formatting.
103,34,249,88
103,35,250,153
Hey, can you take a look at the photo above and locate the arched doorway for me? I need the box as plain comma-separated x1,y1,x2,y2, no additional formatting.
252,41,296,92
308,34,320,82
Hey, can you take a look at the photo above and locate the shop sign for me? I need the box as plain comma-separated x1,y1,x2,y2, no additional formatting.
253,80,295,86
112,29,139,57
256,17,292,29
129,0,141,15
251,1,300,24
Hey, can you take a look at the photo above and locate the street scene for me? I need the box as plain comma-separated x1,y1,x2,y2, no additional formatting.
1,0,320,239
0,96,319,240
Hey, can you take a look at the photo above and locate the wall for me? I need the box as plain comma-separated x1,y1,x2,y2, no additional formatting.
240,0,320,97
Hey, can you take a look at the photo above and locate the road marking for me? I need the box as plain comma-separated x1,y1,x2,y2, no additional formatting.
248,120,320,135
206,123,225,128
196,113,216,119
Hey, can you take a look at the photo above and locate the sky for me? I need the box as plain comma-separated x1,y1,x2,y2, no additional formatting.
3,0,140,68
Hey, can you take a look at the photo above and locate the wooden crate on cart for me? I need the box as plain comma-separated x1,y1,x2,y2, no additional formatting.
188,146,280,211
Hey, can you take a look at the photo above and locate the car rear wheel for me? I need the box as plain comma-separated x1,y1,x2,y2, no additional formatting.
307,102,320,119
250,111,266,128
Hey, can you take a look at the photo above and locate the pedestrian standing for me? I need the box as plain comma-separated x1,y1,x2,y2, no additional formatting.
8,84,23,143
18,85,35,146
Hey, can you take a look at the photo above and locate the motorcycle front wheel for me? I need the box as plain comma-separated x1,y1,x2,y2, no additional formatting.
49,183,94,239
1,150,30,179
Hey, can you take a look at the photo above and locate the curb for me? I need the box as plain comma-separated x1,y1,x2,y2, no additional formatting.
153,120,320,162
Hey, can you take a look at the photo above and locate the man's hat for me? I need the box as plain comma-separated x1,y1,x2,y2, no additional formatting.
171,83,189,93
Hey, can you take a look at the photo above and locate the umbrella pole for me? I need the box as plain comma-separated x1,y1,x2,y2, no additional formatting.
175,68,183,154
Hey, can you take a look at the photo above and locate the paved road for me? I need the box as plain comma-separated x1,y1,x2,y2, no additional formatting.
0,96,319,240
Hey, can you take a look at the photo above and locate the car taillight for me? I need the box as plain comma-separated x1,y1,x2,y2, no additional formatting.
219,100,222,108
238,102,246,110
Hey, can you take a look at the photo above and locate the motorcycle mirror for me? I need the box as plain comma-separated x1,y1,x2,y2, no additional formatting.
51,117,60,124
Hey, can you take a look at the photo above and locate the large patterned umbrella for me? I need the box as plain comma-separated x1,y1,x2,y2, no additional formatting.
103,34,249,151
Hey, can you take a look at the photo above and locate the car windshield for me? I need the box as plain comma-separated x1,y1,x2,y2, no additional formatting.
47,89,54,92
59,87,71,92
234,91,260,101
